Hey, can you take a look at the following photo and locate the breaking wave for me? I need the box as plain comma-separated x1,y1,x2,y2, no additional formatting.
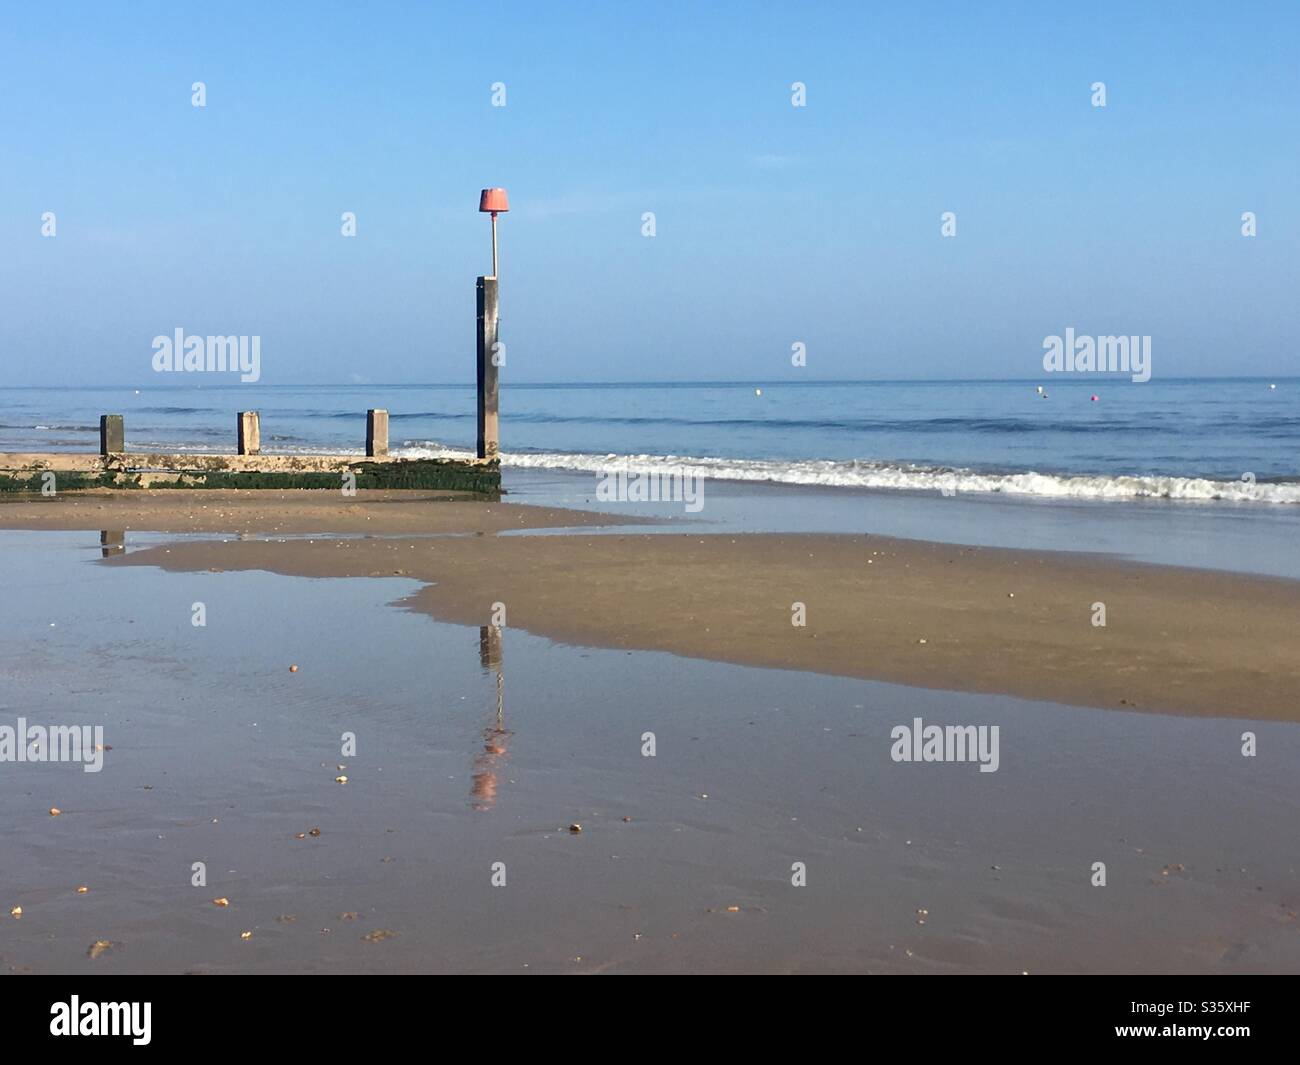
395,444,1300,505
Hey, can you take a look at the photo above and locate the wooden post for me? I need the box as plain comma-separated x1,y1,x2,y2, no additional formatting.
478,624,503,669
99,530,124,557
237,411,260,455
476,276,499,460
366,409,389,457
100,414,124,455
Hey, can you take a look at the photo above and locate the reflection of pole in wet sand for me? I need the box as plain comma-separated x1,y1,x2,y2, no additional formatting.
100,530,124,557
470,625,510,810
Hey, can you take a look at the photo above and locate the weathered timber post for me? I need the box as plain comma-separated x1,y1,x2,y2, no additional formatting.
478,624,503,669
476,277,500,460
100,414,124,455
366,409,389,457
100,530,124,557
237,411,261,455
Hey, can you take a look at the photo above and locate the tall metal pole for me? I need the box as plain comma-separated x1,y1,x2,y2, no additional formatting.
477,190,507,461
491,212,499,278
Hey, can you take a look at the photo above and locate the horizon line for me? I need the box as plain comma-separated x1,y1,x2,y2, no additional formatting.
3,374,1297,391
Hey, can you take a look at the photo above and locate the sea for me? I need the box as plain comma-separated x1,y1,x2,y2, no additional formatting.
4,378,1298,502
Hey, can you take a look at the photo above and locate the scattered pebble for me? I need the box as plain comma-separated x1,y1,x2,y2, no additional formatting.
212,897,230,907
76,886,89,894
87,940,114,960
9,906,21,918
239,931,252,940
335,775,348,784
361,929,397,943
49,807,61,817
568,823,582,834
289,665,299,673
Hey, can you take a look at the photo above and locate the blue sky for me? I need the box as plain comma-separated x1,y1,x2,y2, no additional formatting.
1,1,1296,385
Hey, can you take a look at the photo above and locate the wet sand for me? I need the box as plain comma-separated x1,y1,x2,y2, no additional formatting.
2,529,1297,975
0,488,626,536
5,490,1294,719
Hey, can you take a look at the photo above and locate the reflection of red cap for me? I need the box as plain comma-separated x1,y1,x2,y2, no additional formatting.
479,188,510,213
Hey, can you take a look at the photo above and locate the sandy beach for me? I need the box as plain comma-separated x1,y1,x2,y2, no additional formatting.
4,489,1298,719
1,493,1298,976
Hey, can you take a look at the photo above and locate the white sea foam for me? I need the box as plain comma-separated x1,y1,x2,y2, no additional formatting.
393,444,1300,505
